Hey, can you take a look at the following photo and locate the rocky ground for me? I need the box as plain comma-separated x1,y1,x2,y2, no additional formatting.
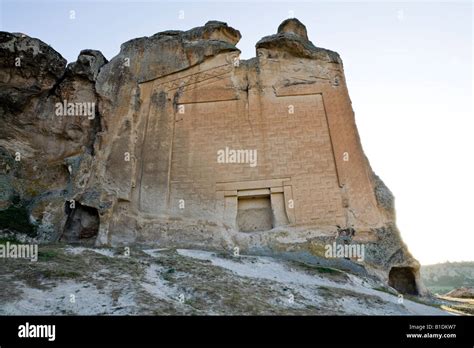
0,242,462,315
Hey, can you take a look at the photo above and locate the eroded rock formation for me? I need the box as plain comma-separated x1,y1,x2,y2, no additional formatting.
0,20,424,295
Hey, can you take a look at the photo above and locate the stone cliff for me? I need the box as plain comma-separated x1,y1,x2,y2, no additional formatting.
0,19,424,295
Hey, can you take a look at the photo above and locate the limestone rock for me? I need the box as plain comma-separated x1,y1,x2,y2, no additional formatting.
0,32,66,114
0,36,105,241
278,18,309,40
256,20,340,62
184,20,241,45
66,49,107,82
0,19,424,296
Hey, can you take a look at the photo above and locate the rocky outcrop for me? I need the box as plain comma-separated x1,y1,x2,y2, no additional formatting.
66,49,107,82
445,287,474,299
0,19,424,295
0,32,66,114
0,33,106,241
256,18,340,62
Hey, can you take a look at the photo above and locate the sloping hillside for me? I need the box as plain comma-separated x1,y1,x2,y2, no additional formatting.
421,262,474,294
0,243,449,315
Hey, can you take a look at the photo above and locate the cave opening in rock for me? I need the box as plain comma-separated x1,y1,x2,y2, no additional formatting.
61,201,99,243
388,266,418,295
236,195,273,232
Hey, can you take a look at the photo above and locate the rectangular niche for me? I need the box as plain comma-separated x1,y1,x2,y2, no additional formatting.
217,179,295,231
237,193,273,232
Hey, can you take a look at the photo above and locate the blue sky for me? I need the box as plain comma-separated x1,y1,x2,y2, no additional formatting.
1,1,472,264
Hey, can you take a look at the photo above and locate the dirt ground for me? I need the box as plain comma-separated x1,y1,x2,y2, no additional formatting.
0,243,464,315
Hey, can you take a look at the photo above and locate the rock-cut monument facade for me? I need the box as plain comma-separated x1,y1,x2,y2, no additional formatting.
0,19,424,295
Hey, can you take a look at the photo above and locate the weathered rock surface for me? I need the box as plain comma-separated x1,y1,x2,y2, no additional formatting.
0,32,66,114
257,18,339,61
66,49,107,82
0,34,106,241
0,19,424,296
0,245,449,315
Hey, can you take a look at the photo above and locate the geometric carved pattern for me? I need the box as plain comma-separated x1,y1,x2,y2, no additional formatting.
154,63,233,93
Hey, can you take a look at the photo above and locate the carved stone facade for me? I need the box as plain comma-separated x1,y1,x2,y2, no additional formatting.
97,21,384,245
0,19,424,294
